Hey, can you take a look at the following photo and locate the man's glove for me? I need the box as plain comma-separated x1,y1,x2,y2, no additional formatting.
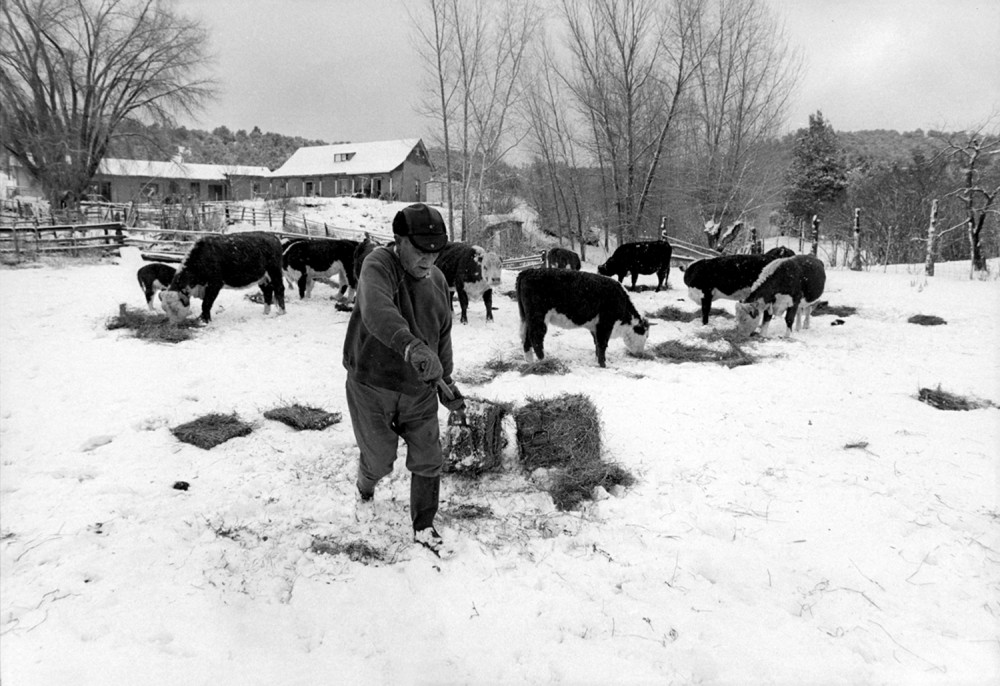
405,340,443,382
437,381,466,413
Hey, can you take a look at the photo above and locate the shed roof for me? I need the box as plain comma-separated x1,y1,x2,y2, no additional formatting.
97,158,270,180
270,138,426,177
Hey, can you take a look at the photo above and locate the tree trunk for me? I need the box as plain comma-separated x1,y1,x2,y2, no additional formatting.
969,212,987,276
810,215,820,256
851,208,862,271
924,200,938,277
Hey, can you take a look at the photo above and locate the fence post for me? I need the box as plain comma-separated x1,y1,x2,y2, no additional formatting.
325,222,330,237
924,199,938,277
12,226,20,260
851,208,862,271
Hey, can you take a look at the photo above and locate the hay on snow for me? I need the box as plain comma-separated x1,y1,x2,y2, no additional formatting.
917,386,993,411
520,358,570,376
264,403,341,430
171,412,254,449
908,314,947,326
106,305,198,343
648,339,755,368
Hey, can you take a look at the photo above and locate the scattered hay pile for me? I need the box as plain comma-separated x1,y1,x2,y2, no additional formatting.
648,339,755,368
444,503,494,521
521,358,569,375
264,403,341,430
908,314,947,326
917,386,993,411
648,305,732,322
454,355,520,385
443,398,516,475
515,393,635,510
813,302,858,317
106,305,198,343
310,536,387,564
171,412,254,449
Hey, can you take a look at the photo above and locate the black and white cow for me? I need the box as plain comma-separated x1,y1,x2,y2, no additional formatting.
763,246,796,260
516,268,651,368
161,231,286,323
434,242,503,324
137,263,177,311
736,255,826,336
542,246,582,270
683,248,795,325
282,238,359,300
597,240,673,291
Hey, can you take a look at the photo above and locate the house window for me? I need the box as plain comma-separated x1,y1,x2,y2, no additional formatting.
304,180,314,196
190,182,201,199
208,184,224,201
251,182,260,196
333,152,354,163
145,183,159,200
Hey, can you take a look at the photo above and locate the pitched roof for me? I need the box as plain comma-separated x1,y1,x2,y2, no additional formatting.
270,138,425,177
97,158,270,180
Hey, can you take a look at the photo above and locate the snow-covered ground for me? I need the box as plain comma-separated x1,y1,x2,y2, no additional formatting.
1,201,998,685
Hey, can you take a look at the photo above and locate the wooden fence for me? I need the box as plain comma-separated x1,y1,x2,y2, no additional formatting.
0,223,125,258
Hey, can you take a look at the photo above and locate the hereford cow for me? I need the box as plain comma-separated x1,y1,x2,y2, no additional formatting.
434,242,503,324
736,255,826,336
516,268,651,367
683,247,796,325
597,240,672,291
137,263,177,311
352,234,383,284
543,246,582,270
161,231,286,323
282,238,359,301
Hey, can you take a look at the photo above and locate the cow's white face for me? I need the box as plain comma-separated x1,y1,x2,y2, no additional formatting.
622,317,650,354
481,252,503,288
687,286,706,304
735,302,762,335
160,289,192,323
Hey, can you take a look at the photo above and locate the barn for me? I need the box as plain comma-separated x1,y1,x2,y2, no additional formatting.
268,138,433,202
90,158,270,204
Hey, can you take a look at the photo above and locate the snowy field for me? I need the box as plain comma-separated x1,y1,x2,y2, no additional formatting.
1,219,998,685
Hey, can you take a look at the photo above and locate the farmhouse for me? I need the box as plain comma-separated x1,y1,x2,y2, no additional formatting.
90,158,270,204
268,138,432,202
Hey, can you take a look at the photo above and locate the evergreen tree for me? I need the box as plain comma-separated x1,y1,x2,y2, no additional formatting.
783,111,848,224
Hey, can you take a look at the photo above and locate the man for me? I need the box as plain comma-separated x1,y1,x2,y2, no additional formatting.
342,203,465,558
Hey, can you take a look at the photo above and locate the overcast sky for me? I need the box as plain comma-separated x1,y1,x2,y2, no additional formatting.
175,0,1000,143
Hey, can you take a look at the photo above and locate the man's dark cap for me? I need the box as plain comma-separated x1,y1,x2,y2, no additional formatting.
392,203,448,253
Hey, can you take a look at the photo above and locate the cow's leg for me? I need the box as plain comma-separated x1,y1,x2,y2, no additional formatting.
483,288,494,322
629,273,639,291
784,298,800,335
527,317,547,361
304,276,316,298
521,320,535,362
700,294,713,325
259,280,275,315
268,266,286,314
759,308,773,337
458,287,470,325
200,284,222,323
594,320,614,367
297,273,308,299
655,269,666,292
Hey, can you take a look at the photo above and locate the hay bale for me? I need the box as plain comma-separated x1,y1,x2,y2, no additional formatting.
171,412,254,449
514,394,602,470
264,403,341,430
549,460,636,511
105,305,198,343
908,314,947,326
443,398,517,476
917,386,992,411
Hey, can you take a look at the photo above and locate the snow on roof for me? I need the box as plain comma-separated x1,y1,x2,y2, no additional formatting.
270,138,424,177
98,158,270,180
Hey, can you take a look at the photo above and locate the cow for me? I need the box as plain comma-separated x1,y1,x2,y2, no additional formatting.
352,233,381,285
542,246,582,270
735,255,826,337
434,242,503,324
683,247,796,325
597,240,672,291
282,238,359,301
516,268,652,368
160,231,286,324
136,263,177,311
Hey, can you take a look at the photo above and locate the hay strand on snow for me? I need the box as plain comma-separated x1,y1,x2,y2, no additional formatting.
263,403,341,430
521,358,570,375
171,412,254,449
648,305,732,322
648,339,755,368
812,302,857,317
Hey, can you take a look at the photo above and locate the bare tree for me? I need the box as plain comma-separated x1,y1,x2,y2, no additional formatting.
0,0,214,205
684,0,800,237
935,129,1000,277
560,0,704,243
